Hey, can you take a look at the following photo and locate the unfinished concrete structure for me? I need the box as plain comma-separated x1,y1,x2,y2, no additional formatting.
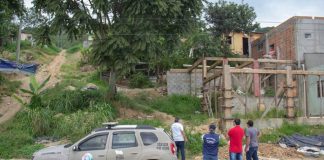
251,16,324,117
167,57,324,130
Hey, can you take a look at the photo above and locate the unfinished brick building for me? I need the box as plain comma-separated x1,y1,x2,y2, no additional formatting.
251,16,324,117
252,16,324,67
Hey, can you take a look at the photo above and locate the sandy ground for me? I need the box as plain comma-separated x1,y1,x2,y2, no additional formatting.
0,50,66,125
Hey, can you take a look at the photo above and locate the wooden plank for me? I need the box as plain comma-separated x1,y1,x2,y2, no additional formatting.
258,59,294,63
188,57,203,73
261,74,273,83
203,59,207,79
204,57,294,64
286,66,294,118
230,68,324,75
204,70,222,84
207,61,223,72
237,61,253,69
223,65,233,130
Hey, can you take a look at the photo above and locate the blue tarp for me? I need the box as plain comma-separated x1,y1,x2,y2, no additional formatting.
279,134,324,150
0,58,38,75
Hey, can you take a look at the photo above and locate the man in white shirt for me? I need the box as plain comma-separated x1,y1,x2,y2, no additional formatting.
171,117,187,160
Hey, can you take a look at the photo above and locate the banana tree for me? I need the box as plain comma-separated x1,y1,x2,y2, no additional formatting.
14,75,50,109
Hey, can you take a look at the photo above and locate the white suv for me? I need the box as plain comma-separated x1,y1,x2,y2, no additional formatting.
32,123,177,160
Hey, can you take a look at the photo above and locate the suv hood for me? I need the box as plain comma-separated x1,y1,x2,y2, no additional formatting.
33,144,69,157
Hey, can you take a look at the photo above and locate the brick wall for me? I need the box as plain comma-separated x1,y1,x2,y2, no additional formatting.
251,17,314,60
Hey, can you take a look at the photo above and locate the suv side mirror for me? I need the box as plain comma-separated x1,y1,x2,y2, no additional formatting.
72,145,80,151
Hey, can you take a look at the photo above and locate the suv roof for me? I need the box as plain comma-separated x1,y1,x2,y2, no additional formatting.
93,125,156,132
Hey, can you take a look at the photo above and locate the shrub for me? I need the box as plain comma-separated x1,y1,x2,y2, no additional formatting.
80,48,92,65
44,89,106,113
3,42,16,52
0,110,44,158
28,108,56,136
66,44,82,54
40,44,61,55
119,119,164,127
21,40,32,49
186,131,203,155
264,87,275,97
0,74,21,96
129,72,153,88
150,95,206,122
115,93,154,113
52,102,116,142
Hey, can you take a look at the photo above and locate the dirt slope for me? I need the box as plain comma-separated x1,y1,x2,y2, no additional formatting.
0,50,66,125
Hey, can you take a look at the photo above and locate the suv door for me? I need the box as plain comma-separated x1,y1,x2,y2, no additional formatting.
107,131,142,160
70,133,108,160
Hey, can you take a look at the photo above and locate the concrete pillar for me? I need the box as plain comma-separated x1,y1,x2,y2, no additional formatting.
286,66,295,118
222,65,234,130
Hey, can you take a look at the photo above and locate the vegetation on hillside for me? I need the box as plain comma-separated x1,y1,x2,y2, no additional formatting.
0,74,21,100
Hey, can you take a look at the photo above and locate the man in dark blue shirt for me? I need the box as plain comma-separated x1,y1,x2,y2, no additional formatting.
202,124,220,160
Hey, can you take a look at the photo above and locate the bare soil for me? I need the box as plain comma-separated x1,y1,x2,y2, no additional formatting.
0,50,66,125
194,143,316,160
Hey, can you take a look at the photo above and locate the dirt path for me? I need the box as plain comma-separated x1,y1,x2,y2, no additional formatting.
0,50,66,125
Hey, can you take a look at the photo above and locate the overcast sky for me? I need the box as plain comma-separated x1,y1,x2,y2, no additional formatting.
24,0,324,27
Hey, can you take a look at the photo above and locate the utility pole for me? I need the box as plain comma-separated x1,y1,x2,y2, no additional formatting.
15,0,23,63
16,18,22,63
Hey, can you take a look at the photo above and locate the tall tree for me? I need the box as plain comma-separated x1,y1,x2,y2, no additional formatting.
205,0,259,36
0,0,24,47
33,0,203,98
205,0,259,56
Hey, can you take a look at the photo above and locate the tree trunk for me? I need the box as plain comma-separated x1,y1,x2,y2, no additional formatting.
156,66,161,85
107,69,117,100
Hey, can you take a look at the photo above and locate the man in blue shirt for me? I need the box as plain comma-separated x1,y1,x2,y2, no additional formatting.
202,124,220,160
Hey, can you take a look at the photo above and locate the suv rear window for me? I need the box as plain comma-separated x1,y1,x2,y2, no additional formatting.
140,132,158,146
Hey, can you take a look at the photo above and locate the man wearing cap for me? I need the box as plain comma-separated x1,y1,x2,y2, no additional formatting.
202,124,220,160
171,117,187,160
245,120,260,160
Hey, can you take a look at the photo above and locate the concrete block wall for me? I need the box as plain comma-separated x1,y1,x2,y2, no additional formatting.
167,69,191,95
167,69,218,95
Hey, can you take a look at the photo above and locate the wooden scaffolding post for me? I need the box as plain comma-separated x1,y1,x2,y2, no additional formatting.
286,66,295,118
223,65,233,130
202,59,208,112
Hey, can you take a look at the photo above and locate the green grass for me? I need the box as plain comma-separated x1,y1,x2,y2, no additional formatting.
66,44,82,54
115,93,154,113
150,95,208,124
0,74,22,97
0,100,116,158
259,122,324,143
0,111,44,158
116,94,208,125
41,44,61,55
233,108,286,120
129,72,154,89
119,119,165,127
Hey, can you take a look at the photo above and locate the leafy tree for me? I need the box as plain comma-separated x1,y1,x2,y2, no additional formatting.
205,0,259,36
33,0,203,98
205,0,259,56
0,0,24,47
177,21,223,59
